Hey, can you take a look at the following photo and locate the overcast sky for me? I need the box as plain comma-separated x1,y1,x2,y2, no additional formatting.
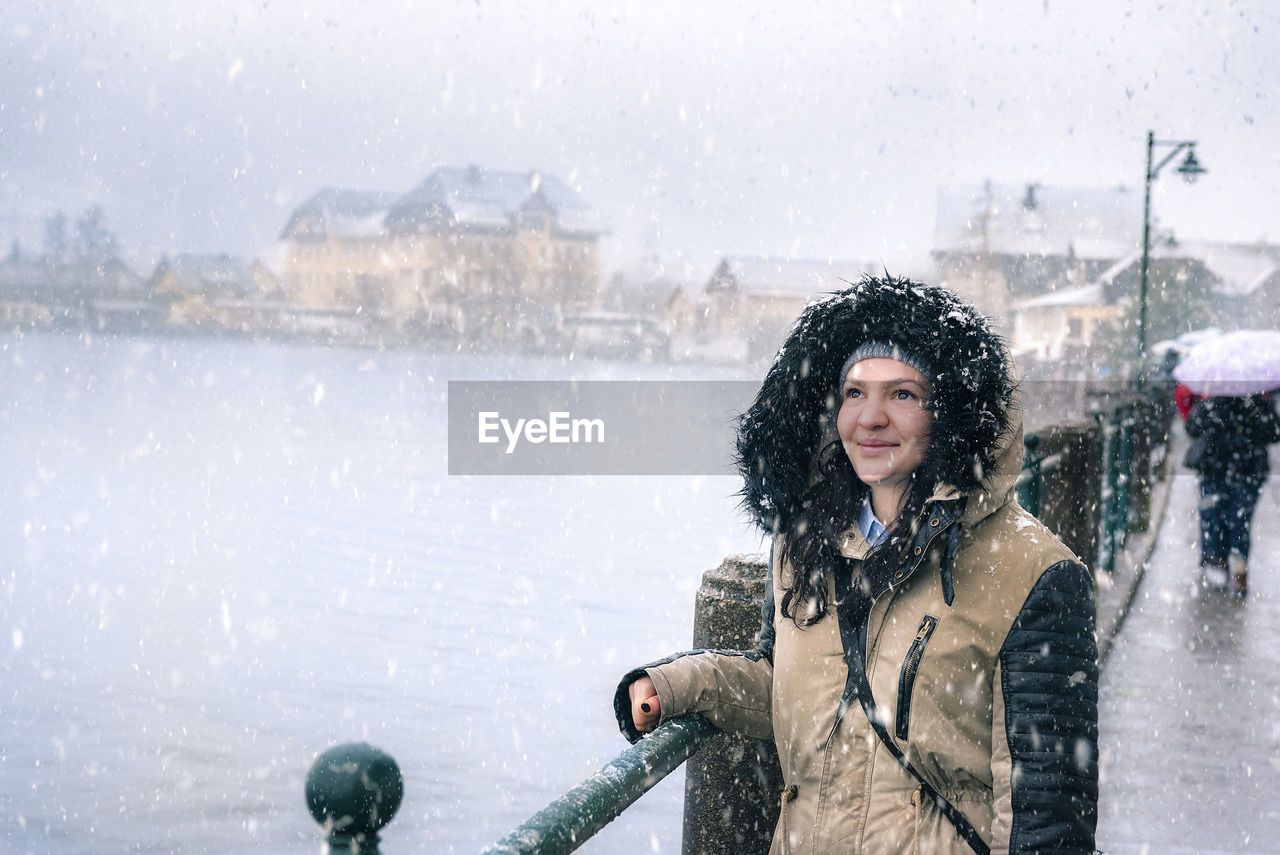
3,0,1278,281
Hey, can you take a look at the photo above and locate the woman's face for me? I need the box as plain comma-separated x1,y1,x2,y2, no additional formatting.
837,357,933,494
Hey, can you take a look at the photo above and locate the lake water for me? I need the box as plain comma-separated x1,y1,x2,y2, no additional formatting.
0,330,767,854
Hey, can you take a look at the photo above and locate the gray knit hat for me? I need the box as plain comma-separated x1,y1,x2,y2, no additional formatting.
836,340,935,391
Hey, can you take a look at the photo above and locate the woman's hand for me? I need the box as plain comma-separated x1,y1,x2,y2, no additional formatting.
628,674,661,732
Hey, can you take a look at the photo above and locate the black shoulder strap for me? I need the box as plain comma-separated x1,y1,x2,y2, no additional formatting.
848,642,990,855
831,528,990,855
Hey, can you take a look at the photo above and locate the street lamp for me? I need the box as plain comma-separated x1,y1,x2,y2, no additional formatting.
1136,130,1207,383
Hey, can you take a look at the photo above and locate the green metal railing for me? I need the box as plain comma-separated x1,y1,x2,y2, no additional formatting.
481,715,717,855
1014,432,1065,517
301,719,713,855
1096,401,1139,573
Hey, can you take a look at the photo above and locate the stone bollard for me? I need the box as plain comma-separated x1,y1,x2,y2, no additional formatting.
306,742,404,854
682,555,783,855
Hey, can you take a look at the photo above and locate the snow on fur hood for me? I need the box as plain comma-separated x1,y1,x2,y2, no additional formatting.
734,274,1017,534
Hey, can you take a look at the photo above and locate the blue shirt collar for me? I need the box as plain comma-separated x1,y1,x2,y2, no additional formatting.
858,493,888,547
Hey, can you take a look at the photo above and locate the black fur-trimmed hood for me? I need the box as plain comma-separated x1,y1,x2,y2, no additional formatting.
734,274,1018,534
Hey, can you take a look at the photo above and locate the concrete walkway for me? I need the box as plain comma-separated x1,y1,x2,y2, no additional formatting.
1094,427,1280,853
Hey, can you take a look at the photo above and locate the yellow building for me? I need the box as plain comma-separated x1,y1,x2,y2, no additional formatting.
278,189,395,310
280,166,603,343
148,253,281,331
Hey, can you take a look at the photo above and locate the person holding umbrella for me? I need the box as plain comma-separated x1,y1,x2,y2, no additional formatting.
1175,329,1280,595
614,275,1098,853
1184,393,1280,594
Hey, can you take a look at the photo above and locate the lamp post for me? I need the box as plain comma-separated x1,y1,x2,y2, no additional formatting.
1136,130,1206,384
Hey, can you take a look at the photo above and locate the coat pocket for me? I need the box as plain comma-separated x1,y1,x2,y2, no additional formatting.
895,614,939,741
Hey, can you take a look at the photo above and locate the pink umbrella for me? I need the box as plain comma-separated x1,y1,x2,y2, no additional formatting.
1173,329,1280,396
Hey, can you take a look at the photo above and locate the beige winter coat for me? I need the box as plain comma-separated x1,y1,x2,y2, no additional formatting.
627,414,1099,854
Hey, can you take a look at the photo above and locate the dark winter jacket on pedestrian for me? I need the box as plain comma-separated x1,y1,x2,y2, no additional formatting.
615,277,1098,854
1185,394,1280,487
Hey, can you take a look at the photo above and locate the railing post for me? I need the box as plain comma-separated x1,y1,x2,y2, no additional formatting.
1096,410,1117,573
306,743,403,854
1146,374,1177,481
1097,400,1140,572
1115,403,1135,544
1127,397,1156,532
683,556,783,855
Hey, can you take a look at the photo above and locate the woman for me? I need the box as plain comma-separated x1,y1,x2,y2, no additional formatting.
1184,393,1280,595
614,275,1098,854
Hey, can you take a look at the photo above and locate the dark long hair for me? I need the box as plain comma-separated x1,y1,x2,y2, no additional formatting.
779,437,939,626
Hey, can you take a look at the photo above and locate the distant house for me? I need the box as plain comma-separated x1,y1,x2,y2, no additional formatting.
1244,268,1280,326
278,189,396,310
0,257,148,328
933,182,1142,321
601,276,697,337
1187,240,1280,327
704,256,870,359
1010,238,1280,359
279,165,605,344
1010,281,1120,361
149,254,282,331
557,277,694,361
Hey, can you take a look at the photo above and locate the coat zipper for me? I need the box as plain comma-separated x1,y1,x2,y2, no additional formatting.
895,614,939,741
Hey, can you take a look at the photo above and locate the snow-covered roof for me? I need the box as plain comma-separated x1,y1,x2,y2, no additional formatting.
386,166,604,236
707,256,870,298
1177,240,1280,297
1087,239,1280,298
0,257,144,299
1013,282,1106,310
934,182,1142,259
279,189,396,240
1091,249,1144,291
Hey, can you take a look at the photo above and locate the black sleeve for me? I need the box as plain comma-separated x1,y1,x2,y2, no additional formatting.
1000,560,1099,854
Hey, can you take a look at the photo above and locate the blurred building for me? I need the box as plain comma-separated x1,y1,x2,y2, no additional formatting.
600,274,696,334
704,256,872,361
149,253,283,332
277,190,396,310
1010,238,1280,361
933,182,1142,321
279,165,604,345
0,255,152,330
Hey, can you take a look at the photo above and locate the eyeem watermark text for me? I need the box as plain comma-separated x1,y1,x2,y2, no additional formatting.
478,411,605,453
448,380,754,475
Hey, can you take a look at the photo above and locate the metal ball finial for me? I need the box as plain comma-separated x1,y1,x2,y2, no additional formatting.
306,743,403,854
